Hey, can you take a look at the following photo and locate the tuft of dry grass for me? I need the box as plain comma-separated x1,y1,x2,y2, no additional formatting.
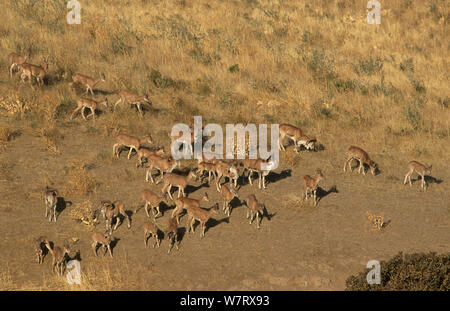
0,161,15,182
69,200,99,227
0,126,13,145
65,160,99,195
0,92,34,118
281,149,300,168
0,0,447,168
366,211,384,231
0,261,14,290
38,126,62,155
283,192,309,209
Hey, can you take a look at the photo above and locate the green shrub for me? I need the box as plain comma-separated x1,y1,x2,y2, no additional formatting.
189,44,220,65
437,97,449,109
197,83,211,96
56,96,74,118
311,99,333,119
306,49,337,83
409,77,426,93
400,58,414,73
149,69,174,89
110,33,132,56
406,102,422,131
354,56,383,76
228,64,240,73
346,252,450,291
334,79,358,93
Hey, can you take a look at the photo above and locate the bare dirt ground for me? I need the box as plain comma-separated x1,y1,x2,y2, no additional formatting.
0,116,448,290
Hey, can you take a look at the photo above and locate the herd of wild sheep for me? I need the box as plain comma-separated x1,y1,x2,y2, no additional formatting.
7,51,434,276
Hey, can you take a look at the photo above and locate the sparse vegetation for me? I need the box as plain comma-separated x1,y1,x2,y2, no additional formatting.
366,211,384,231
0,0,448,291
346,252,450,291
69,200,99,227
64,160,99,195
0,126,13,144
38,126,63,155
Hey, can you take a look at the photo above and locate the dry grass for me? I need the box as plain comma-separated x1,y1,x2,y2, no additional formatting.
6,258,132,291
0,0,448,291
366,211,385,231
0,126,13,144
69,199,99,227
0,261,14,290
0,1,446,165
283,192,310,209
281,150,301,168
37,126,62,155
0,92,33,118
65,160,99,195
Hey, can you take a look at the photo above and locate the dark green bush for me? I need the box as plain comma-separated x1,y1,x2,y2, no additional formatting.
437,97,449,109
334,79,358,93
149,69,174,89
306,49,337,83
228,64,240,73
400,58,414,73
409,77,426,93
346,252,450,291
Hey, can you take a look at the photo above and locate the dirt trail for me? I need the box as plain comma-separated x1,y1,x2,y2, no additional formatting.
0,120,449,290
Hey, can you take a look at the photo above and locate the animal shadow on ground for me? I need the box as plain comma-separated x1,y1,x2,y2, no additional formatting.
70,250,82,262
92,89,115,96
198,178,212,188
134,147,166,166
294,143,325,153
56,197,72,217
176,227,186,245
198,173,217,188
135,201,172,218
381,219,392,229
147,105,160,115
124,210,134,227
240,169,291,187
155,228,166,242
261,206,277,226
131,102,154,117
74,107,108,121
47,241,55,250
3,129,22,142
163,168,206,195
68,83,114,96
280,138,296,149
38,240,50,263
203,216,230,235
227,197,242,217
172,167,190,175
315,143,326,151
45,73,65,87
266,169,292,185
423,175,443,185
349,162,381,176
115,146,135,159
315,185,339,204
